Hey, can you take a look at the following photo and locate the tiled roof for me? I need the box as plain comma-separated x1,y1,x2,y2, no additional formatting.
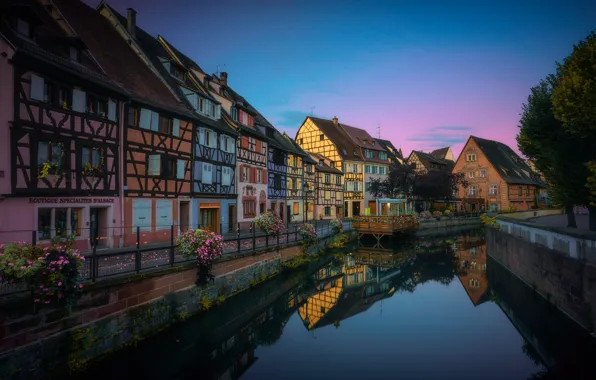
102,4,235,134
409,150,452,171
376,139,403,159
2,0,125,95
284,133,317,163
341,125,391,164
431,147,450,160
307,117,364,161
54,0,198,118
308,152,343,174
470,136,545,186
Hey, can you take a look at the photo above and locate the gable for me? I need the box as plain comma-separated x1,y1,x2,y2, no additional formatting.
296,118,342,164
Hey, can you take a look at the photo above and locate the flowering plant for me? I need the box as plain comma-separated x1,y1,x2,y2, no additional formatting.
176,229,223,267
0,241,85,306
443,209,452,216
254,212,286,236
330,218,343,233
421,211,432,220
298,223,317,246
433,211,442,219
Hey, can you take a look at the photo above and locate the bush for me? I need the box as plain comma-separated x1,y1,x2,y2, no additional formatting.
298,223,317,247
330,218,343,233
0,241,85,306
254,212,286,236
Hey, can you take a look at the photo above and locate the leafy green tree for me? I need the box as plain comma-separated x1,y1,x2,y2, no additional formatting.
517,75,592,228
551,31,596,229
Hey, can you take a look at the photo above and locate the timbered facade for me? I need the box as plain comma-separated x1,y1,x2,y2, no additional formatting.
310,153,343,220
285,134,316,222
296,116,365,217
0,1,126,250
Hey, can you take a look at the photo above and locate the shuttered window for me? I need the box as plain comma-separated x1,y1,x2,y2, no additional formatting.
148,154,161,176
222,167,232,186
30,74,45,101
133,199,152,232
107,100,117,121
177,159,185,179
172,119,180,137
72,89,86,113
202,163,213,184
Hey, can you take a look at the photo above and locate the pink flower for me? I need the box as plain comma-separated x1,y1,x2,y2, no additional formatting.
58,282,62,286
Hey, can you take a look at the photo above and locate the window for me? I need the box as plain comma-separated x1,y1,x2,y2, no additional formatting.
257,168,262,184
365,165,371,174
248,137,256,152
37,141,64,167
156,200,172,230
325,191,331,200
128,107,140,127
230,107,238,121
266,128,274,138
325,207,331,216
243,200,256,218
222,167,232,186
378,152,388,160
518,186,522,196
353,149,358,156
319,159,324,167
489,185,497,196
299,138,303,144
371,166,377,174
468,171,475,178
379,166,386,175
325,174,330,183
490,203,498,212
466,153,476,162
69,46,80,62
526,187,530,196
352,164,359,173
479,169,486,178
148,154,161,176
243,166,250,182
162,157,176,179
170,64,185,81
133,199,152,232
158,116,172,135
87,95,108,116
81,146,103,176
16,18,32,38
38,208,82,240
366,182,371,191
293,203,299,215
320,134,324,141
336,175,341,185
468,186,478,196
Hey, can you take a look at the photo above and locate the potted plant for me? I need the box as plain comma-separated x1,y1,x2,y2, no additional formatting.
176,229,223,286
253,212,286,237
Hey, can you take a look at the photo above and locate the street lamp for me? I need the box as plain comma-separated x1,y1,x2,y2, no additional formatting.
303,182,312,223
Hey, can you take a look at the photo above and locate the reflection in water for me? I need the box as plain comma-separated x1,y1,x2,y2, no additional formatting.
78,228,596,380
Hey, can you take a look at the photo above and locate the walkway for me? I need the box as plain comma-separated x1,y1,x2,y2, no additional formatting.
529,214,590,230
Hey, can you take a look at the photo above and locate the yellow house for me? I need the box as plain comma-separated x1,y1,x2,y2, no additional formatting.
296,116,367,217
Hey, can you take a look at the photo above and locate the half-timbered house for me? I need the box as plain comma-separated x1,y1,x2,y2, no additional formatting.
54,0,200,245
284,134,317,222
0,0,127,249
296,116,364,217
308,153,344,220
198,73,270,230
95,5,238,234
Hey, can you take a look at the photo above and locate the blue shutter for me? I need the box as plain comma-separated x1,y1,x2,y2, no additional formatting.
177,159,185,179
30,75,44,101
172,118,180,137
140,108,152,130
150,111,159,131
107,99,117,121
133,199,152,232
199,128,205,145
72,89,86,112
156,200,172,231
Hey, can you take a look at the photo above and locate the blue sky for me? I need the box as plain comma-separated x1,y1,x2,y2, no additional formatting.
86,0,596,157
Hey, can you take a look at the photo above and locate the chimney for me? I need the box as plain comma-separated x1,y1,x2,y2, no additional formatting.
332,116,338,125
220,72,228,87
127,8,137,38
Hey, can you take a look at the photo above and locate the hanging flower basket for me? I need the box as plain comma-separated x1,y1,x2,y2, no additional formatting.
176,229,223,286
253,212,286,237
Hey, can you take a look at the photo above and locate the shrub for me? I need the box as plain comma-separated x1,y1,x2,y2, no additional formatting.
298,223,317,247
480,213,500,229
0,241,85,306
330,218,343,233
254,212,286,236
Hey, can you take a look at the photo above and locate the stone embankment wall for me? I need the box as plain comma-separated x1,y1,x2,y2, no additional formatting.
498,209,562,220
0,230,354,379
417,217,481,231
487,219,596,332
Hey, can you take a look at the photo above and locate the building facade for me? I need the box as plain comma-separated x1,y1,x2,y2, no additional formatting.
0,1,127,249
452,136,546,212
310,153,344,220
286,135,317,222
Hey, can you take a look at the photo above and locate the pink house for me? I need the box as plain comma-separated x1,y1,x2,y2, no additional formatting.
0,2,126,251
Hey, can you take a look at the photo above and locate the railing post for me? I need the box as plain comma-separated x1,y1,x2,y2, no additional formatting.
237,223,241,253
135,226,141,274
91,242,97,282
286,223,290,244
169,225,175,267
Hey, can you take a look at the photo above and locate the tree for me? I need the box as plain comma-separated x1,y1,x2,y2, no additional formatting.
552,31,596,230
517,74,592,228
369,163,416,199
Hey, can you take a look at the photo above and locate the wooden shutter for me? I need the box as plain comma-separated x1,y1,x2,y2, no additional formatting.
150,111,159,131
30,75,44,101
199,128,205,145
140,108,152,130
148,155,161,175
255,139,261,153
172,119,180,137
107,99,117,121
156,200,172,231
133,199,152,232
177,159,185,179
72,89,86,112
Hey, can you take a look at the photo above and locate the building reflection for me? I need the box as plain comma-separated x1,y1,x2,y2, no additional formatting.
455,234,489,306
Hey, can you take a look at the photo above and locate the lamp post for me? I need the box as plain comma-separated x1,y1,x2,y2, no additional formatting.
303,182,312,223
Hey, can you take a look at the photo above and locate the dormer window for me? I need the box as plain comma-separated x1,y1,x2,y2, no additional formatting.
342,148,347,155
319,159,324,167
16,18,32,38
69,46,80,62
170,64,185,81
266,128,274,138
353,149,358,156
230,107,238,121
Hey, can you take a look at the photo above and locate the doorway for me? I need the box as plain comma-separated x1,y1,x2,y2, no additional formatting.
368,201,376,215
200,206,219,233
90,207,108,247
344,201,349,217
352,202,361,216
179,201,190,232
228,204,237,232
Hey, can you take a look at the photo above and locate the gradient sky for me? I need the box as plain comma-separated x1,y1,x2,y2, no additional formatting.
86,0,595,158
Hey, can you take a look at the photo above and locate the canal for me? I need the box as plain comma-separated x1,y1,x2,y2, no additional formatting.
73,227,596,380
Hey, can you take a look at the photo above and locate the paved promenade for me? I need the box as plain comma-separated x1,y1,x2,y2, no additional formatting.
529,214,590,230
